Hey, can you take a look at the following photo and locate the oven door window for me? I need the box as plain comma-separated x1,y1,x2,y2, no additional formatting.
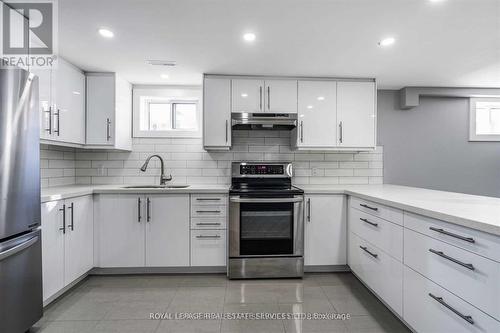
239,202,294,255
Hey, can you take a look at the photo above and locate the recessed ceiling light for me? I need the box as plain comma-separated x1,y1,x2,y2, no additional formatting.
241,93,248,98
378,37,395,47
98,28,114,38
243,32,256,42
146,60,176,66
160,74,169,79
317,96,325,101
72,91,81,95
429,0,446,2
307,105,313,109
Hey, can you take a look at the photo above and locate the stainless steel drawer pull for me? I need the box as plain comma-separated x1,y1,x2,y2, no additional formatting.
196,198,221,201
360,203,378,211
196,235,221,239
429,293,474,325
429,249,475,271
196,222,222,226
359,246,378,258
429,227,475,243
360,218,378,227
196,210,221,213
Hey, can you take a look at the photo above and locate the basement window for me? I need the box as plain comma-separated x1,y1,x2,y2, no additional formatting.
133,87,202,138
469,98,500,141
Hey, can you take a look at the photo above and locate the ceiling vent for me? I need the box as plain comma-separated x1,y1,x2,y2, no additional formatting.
145,60,176,66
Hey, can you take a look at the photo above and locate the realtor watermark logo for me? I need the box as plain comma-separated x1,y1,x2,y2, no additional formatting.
0,0,58,68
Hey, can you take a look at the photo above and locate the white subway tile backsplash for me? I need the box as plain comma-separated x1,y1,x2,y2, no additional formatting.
41,131,383,188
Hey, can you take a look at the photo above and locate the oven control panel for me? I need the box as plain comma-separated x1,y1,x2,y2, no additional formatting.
240,164,284,175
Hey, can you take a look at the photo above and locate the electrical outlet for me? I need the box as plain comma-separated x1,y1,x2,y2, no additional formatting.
312,168,322,176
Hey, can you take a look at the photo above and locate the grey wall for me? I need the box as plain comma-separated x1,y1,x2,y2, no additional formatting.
378,90,500,198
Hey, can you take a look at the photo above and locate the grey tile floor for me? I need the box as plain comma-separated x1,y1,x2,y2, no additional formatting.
31,273,410,333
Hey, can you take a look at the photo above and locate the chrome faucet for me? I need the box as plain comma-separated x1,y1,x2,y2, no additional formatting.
140,155,172,185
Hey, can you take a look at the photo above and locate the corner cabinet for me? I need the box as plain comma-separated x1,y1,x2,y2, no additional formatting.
86,73,132,150
203,76,231,150
292,79,376,151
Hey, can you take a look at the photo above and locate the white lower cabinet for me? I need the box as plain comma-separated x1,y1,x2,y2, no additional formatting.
41,195,93,302
191,230,226,266
96,194,189,268
348,232,403,316
304,195,346,266
404,266,500,333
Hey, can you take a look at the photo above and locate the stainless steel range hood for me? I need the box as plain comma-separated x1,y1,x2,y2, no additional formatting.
231,113,297,130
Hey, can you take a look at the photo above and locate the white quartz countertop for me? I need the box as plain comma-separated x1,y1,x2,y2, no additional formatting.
41,184,230,203
41,183,500,236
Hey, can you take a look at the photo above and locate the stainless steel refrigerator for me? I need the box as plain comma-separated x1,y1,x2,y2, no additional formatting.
0,68,43,332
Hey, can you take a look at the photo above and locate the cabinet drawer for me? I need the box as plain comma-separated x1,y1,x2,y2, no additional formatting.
190,230,226,267
191,205,226,218
404,228,500,320
191,217,226,230
191,194,227,206
404,265,500,333
348,232,403,316
349,208,403,261
350,196,403,225
404,211,500,263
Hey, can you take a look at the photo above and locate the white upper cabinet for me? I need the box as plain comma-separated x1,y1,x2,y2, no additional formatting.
86,73,132,150
32,58,85,145
232,79,265,113
295,81,337,148
264,80,297,113
203,77,231,150
337,81,376,148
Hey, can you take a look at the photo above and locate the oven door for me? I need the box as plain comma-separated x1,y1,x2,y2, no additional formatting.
229,196,304,258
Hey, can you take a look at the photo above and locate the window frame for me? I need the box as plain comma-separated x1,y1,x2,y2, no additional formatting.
133,88,202,138
469,97,500,142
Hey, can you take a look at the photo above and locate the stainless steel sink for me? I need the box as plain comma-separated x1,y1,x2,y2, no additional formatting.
122,185,190,189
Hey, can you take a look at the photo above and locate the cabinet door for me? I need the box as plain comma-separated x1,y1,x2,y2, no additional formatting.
41,200,65,302
297,81,337,147
64,196,93,285
203,77,231,149
304,195,346,266
231,79,264,113
145,195,190,267
337,81,376,148
264,80,297,113
86,74,115,145
96,195,144,267
31,68,52,139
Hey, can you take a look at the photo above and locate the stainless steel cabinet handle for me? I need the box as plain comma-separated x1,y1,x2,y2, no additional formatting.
259,86,263,110
106,118,111,141
429,227,475,243
360,203,378,211
67,202,74,231
146,197,151,222
360,245,378,258
307,198,311,222
339,121,343,143
196,235,221,239
54,109,60,136
225,120,228,143
45,106,52,134
196,222,222,226
137,197,142,222
196,198,221,201
428,293,474,325
267,86,270,110
0,234,39,261
196,210,221,213
231,196,303,203
429,249,474,271
59,204,66,234
300,121,304,143
360,217,378,227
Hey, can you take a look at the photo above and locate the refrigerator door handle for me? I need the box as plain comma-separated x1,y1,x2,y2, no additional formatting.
0,234,39,261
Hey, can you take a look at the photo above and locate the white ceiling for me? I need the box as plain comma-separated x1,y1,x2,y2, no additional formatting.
58,0,500,89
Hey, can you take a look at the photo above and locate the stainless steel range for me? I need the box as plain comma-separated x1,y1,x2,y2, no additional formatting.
228,162,304,279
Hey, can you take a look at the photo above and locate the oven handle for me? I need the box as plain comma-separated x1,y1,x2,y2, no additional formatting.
230,196,303,203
